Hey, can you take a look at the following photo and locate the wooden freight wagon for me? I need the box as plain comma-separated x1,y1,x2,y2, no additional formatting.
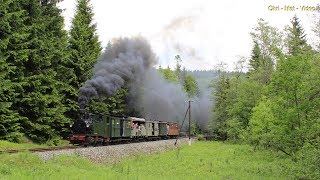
158,122,167,137
168,122,179,137
145,121,159,138
158,121,179,138
127,117,146,138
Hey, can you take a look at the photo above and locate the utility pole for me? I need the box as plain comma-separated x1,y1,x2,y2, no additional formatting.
174,100,192,146
188,100,191,145
174,102,189,146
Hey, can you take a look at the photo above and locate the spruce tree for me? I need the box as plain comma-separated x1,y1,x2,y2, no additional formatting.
250,19,281,84
0,0,25,142
69,0,102,117
40,0,75,138
14,0,68,143
287,15,311,55
211,73,230,140
249,41,262,72
183,74,199,98
88,88,128,116
175,55,182,78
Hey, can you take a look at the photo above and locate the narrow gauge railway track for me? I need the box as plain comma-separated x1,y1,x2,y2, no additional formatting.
0,138,182,155
0,145,82,154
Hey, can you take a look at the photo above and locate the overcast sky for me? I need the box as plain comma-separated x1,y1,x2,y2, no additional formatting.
58,0,319,71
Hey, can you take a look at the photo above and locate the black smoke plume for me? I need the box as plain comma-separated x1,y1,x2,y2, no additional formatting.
78,36,157,109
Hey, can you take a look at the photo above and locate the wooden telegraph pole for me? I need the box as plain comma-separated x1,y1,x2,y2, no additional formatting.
174,100,192,146
188,100,192,145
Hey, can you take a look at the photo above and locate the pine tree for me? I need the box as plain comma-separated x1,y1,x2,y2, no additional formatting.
69,0,102,117
0,0,25,142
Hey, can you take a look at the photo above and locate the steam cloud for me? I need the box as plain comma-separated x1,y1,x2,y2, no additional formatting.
139,69,212,130
79,36,212,130
139,69,188,122
159,14,203,63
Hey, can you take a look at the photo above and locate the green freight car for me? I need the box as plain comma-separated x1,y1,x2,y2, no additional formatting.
91,114,131,138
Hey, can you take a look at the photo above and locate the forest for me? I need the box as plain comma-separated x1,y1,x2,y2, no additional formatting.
211,16,320,178
0,0,319,178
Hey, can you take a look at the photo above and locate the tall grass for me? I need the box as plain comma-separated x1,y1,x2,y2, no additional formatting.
0,141,299,179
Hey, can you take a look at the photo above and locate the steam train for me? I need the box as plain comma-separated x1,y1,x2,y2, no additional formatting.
69,109,180,146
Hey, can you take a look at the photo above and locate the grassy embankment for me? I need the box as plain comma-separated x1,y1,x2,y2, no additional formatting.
0,140,47,151
0,141,299,179
0,140,71,151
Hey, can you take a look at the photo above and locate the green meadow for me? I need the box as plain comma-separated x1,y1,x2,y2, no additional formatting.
0,141,301,179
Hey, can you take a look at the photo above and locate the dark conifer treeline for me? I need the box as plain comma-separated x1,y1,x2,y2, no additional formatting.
0,0,101,144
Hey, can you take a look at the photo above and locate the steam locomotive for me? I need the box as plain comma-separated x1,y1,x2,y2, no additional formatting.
69,109,180,146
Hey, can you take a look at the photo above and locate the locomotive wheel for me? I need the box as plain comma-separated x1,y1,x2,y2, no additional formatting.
94,138,104,147
102,141,109,146
85,136,95,145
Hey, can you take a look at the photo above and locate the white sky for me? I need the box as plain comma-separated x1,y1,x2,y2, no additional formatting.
58,0,319,71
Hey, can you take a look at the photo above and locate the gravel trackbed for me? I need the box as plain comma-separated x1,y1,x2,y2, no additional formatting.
35,138,193,163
